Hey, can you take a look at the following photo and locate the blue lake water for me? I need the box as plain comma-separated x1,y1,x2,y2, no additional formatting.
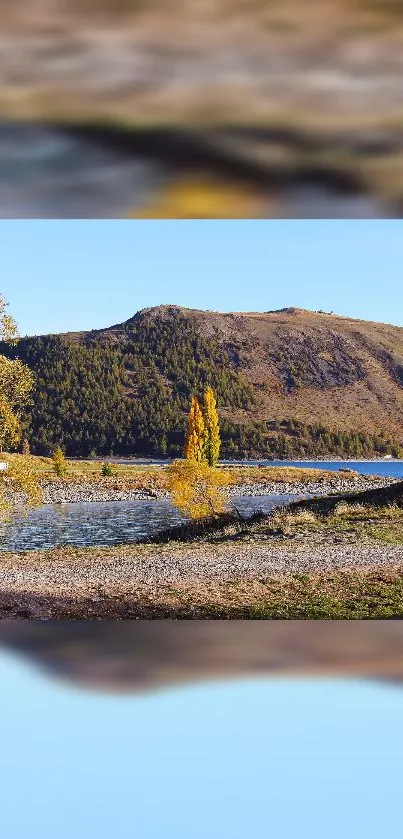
222,459,403,478
0,494,292,552
105,458,403,478
0,646,401,839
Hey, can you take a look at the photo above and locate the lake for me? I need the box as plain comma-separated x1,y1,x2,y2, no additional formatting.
223,459,403,478
0,493,293,552
105,458,403,478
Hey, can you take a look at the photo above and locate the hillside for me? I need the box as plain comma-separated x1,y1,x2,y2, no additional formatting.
5,305,403,459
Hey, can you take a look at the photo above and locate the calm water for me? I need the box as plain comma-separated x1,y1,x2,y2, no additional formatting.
0,647,401,839
105,458,403,478
223,459,403,478
0,123,165,218
0,494,292,552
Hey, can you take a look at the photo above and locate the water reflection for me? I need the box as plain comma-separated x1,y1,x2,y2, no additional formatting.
0,123,165,218
0,123,391,218
1,622,403,692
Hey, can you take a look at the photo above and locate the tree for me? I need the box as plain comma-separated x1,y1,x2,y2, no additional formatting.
0,298,34,453
0,455,42,521
167,459,231,519
203,385,221,466
184,396,205,462
52,446,67,477
0,295,41,518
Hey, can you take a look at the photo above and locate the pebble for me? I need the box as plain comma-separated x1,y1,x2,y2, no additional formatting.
40,481,168,504
40,477,395,504
1,538,403,594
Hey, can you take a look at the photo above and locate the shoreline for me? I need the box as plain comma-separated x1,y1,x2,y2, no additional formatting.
38,475,395,505
2,479,403,618
1,538,403,619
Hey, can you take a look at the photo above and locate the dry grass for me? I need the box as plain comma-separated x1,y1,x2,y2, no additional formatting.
10,455,361,490
267,508,318,534
227,465,362,484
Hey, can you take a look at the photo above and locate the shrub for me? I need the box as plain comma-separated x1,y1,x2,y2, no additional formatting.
52,446,67,477
101,462,114,477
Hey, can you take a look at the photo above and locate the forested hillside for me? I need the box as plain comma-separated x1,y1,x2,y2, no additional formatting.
4,305,403,459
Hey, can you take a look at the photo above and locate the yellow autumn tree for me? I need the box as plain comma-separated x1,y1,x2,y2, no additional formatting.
184,396,205,462
0,295,42,519
167,459,231,520
203,386,221,467
52,446,67,477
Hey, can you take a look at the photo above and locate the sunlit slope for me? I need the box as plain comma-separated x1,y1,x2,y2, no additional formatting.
4,306,403,458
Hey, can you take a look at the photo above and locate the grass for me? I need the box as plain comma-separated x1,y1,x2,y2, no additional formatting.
190,569,403,619
2,482,403,618
252,501,403,545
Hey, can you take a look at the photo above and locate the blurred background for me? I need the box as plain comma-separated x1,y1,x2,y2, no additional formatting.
1,621,403,838
1,1,403,217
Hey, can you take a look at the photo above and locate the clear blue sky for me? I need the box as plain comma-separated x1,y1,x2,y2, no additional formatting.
1,220,402,335
1,651,402,839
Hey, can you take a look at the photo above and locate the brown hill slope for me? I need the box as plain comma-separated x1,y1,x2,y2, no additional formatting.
9,305,403,457
73,305,403,441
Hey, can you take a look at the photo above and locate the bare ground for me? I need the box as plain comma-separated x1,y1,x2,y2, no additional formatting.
1,530,403,617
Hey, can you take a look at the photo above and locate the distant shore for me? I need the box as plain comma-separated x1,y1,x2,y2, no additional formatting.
39,474,394,505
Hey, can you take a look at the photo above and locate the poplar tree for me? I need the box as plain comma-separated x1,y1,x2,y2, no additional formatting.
203,386,221,466
184,396,205,462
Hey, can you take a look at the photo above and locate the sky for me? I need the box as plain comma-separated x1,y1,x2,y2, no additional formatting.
1,650,402,839
1,220,402,336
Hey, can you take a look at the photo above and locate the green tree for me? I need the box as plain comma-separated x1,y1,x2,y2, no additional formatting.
0,295,41,518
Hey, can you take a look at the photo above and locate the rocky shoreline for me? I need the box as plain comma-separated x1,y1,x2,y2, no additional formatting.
1,535,403,620
39,476,396,505
39,481,165,504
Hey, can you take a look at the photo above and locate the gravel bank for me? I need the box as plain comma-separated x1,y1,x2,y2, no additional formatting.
1,536,403,597
227,477,395,497
40,477,394,504
40,481,167,504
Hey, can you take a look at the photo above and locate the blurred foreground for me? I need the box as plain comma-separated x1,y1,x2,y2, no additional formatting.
2,620,403,838
0,1,403,216
1,620,403,692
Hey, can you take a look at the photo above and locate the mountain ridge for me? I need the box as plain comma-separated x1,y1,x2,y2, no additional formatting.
6,305,403,458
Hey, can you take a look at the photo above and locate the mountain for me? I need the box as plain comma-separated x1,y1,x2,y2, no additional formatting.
5,305,403,459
